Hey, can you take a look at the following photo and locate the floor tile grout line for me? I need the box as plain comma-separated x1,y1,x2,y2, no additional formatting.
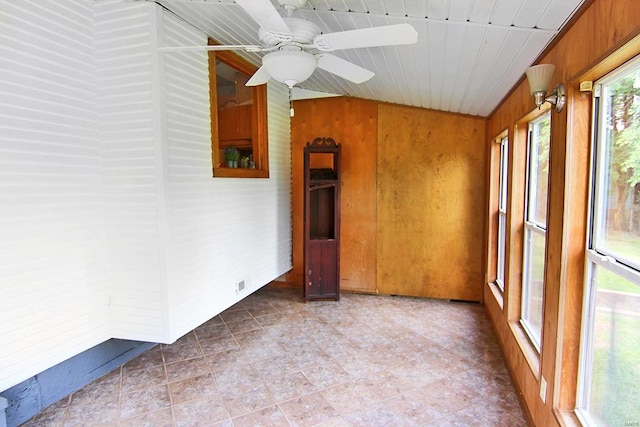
23,288,529,427
194,325,233,425
117,365,124,426
160,343,178,427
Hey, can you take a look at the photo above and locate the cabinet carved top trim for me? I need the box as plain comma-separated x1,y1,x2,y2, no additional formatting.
307,137,340,149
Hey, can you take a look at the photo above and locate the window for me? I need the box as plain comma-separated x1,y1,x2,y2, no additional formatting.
577,60,640,427
487,131,509,305
496,135,509,292
208,43,269,178
521,112,550,351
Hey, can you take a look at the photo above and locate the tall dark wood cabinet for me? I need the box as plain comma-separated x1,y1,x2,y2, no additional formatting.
304,137,341,301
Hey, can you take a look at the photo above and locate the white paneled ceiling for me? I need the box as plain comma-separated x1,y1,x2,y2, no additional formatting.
142,0,586,117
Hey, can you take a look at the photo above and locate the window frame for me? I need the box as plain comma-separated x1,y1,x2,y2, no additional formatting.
496,135,509,292
208,41,269,178
577,58,640,426
521,111,551,352
487,130,509,308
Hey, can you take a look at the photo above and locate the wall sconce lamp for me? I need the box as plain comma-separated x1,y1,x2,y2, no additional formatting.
525,64,566,113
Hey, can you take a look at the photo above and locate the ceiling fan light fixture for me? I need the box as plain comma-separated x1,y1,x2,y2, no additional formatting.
262,50,317,88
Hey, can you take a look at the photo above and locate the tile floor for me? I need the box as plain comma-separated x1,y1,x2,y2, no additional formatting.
23,287,529,427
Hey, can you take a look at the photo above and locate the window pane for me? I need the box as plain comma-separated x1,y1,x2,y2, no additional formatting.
209,46,269,178
527,113,551,227
216,60,254,168
522,114,549,350
594,70,640,269
522,229,545,347
586,266,640,426
496,136,508,291
497,212,506,290
499,137,508,211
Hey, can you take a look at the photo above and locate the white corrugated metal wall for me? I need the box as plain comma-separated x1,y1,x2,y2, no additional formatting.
0,0,110,390
160,8,293,340
96,0,168,342
0,0,292,391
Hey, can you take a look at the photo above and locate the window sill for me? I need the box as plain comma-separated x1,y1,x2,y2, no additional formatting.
213,167,269,178
555,409,583,427
487,281,504,310
509,320,541,379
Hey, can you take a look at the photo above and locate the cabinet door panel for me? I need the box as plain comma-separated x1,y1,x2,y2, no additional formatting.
307,242,324,299
322,241,338,297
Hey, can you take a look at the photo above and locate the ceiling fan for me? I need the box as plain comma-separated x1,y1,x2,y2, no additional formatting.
163,0,418,88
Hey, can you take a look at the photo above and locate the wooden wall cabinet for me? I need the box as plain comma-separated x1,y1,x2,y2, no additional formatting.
304,137,341,301
218,104,252,147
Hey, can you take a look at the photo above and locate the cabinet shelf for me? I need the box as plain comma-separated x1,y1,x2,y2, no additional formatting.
310,182,337,190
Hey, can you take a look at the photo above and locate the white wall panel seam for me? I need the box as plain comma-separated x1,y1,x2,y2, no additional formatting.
151,3,173,343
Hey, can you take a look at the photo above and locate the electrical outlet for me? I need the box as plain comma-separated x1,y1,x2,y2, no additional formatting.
236,280,245,294
540,376,547,403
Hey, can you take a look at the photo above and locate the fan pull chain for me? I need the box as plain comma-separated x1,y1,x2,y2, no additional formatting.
289,87,295,117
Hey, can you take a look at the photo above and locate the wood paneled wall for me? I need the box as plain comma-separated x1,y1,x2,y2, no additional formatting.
288,98,486,301
485,1,640,426
285,2,640,426
377,104,486,300
289,97,378,294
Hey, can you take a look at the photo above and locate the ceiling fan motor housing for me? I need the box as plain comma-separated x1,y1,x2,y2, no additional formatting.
259,17,320,47
277,0,307,15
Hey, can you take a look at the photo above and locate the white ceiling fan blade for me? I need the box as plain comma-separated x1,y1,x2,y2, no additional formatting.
313,23,418,51
246,65,272,86
316,54,374,84
159,45,263,52
235,0,292,38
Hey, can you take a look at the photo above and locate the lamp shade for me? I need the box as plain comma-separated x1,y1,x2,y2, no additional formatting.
262,50,317,88
525,64,555,94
